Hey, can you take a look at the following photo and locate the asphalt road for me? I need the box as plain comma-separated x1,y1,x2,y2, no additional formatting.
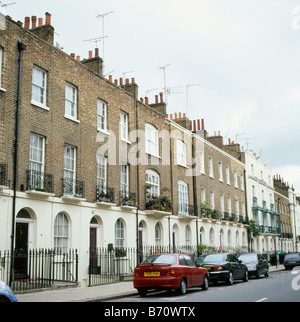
108,270,300,303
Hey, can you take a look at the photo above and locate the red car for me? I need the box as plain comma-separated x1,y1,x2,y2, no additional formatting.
133,253,209,297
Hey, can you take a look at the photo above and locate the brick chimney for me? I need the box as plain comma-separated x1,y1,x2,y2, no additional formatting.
81,48,103,76
149,92,166,115
28,12,55,45
120,77,139,99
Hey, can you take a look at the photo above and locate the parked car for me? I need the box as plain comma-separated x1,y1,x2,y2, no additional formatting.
283,253,300,270
197,253,248,285
133,253,209,297
0,281,18,302
238,253,269,278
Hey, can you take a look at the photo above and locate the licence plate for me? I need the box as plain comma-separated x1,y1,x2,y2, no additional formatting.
203,266,211,270
289,261,296,264
144,272,160,277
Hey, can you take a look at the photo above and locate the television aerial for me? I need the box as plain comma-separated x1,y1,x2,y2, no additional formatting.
0,1,16,13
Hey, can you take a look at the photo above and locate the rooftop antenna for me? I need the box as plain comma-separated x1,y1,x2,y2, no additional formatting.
145,88,158,97
123,70,134,79
96,11,114,73
0,1,16,13
186,83,201,115
159,63,171,105
83,36,108,49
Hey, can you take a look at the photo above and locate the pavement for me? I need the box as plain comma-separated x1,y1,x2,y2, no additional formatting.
15,264,285,302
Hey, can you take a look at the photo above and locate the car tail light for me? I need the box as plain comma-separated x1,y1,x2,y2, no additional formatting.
214,265,223,271
166,269,176,276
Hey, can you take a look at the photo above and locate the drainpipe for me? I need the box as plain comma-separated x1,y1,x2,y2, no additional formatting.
9,41,27,287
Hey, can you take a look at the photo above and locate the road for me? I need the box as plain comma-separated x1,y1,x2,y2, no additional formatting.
108,270,300,303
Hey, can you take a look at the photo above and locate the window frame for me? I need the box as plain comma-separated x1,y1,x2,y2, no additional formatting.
146,169,160,197
31,66,47,108
65,83,78,120
176,140,187,167
54,212,69,253
63,145,76,195
97,99,107,132
145,123,159,157
178,180,188,215
120,111,129,141
120,164,129,195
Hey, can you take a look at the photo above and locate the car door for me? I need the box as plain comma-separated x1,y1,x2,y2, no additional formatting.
178,255,194,288
184,255,203,286
258,254,267,273
227,254,243,279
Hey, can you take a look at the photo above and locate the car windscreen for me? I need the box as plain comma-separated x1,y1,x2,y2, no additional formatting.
197,254,225,263
142,254,177,265
238,254,257,262
285,253,300,260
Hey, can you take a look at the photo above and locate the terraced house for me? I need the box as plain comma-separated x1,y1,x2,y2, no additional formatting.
0,12,287,290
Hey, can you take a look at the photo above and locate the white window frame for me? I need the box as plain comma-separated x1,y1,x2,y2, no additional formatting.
155,223,162,246
210,191,215,210
54,213,69,253
97,155,107,190
31,66,47,109
240,174,244,190
29,133,45,189
178,180,188,215
185,225,191,245
201,188,206,203
234,171,238,188
145,123,159,157
97,99,107,132
146,169,160,197
208,157,213,178
227,196,231,215
65,83,78,120
63,145,76,195
115,219,125,248
220,194,224,217
225,166,230,185
199,152,205,174
176,140,187,167
120,164,129,195
120,111,129,141
218,162,223,182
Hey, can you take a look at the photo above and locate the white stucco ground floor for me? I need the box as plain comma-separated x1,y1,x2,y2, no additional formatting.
0,188,252,287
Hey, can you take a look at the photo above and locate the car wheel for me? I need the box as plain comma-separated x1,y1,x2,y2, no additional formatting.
256,268,261,279
137,288,148,297
243,270,248,282
178,278,187,295
201,275,209,291
265,268,269,278
227,271,234,285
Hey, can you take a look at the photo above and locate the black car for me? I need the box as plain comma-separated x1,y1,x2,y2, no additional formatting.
283,253,300,270
197,253,248,285
238,253,269,278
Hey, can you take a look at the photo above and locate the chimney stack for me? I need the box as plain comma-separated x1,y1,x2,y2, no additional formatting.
24,16,30,29
31,16,37,28
45,12,51,25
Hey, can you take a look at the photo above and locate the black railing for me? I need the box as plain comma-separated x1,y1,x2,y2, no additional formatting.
146,195,173,213
96,186,115,204
26,169,54,193
178,204,197,216
62,178,84,198
119,191,136,207
0,249,78,292
0,163,8,187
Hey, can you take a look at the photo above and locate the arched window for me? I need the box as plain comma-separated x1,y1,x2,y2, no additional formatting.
155,223,162,246
146,170,160,197
145,123,159,156
185,225,191,245
54,213,69,253
115,219,125,248
178,180,188,215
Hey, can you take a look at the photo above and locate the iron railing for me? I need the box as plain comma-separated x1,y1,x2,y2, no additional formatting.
119,191,136,207
26,169,54,193
62,178,84,198
96,185,115,204
0,249,78,292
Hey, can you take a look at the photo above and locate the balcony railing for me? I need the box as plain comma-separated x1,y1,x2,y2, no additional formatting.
146,195,173,213
119,191,136,207
0,163,8,187
62,178,84,198
178,204,197,216
26,169,54,193
96,186,115,204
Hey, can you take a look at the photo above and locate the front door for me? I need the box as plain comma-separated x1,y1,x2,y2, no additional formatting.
89,227,98,272
15,222,29,278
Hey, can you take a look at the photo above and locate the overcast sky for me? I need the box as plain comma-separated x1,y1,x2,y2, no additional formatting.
3,0,300,193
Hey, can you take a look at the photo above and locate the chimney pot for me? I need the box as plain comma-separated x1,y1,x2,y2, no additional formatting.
179,112,182,118
140,98,144,103
125,78,130,85
38,18,43,26
76,56,80,61
155,95,159,104
114,79,118,86
183,113,186,118
175,113,178,119
131,77,135,84
119,78,123,86
193,120,196,131
31,16,37,28
24,17,30,29
201,119,205,130
197,119,201,131
95,48,99,57
109,75,113,82
159,92,163,103
45,12,51,25
71,53,75,58
189,120,192,130
170,114,173,120
89,50,93,59
145,97,149,105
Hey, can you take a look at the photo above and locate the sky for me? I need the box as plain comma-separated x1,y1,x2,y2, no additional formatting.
2,0,300,193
